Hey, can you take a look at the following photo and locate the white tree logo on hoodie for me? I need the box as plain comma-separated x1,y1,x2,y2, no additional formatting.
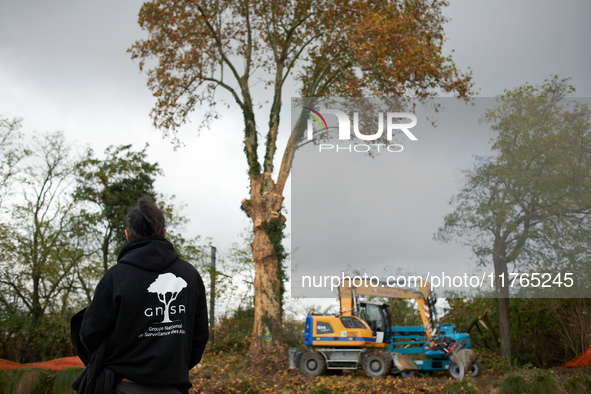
147,273,188,323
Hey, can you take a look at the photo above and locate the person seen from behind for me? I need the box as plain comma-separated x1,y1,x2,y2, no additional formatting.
75,197,209,393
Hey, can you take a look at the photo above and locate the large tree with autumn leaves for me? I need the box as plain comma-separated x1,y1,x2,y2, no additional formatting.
130,0,472,365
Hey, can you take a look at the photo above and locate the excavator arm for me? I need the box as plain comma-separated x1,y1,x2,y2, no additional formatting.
339,279,439,346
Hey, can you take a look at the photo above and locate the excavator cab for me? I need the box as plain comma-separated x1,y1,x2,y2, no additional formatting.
358,301,393,345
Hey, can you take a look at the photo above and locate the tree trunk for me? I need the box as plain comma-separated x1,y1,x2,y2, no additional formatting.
493,236,512,363
496,295,511,362
241,174,287,368
102,227,112,273
248,226,284,359
31,273,42,324
31,233,43,324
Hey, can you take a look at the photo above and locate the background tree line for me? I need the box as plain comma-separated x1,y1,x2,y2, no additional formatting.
0,120,208,362
437,76,591,365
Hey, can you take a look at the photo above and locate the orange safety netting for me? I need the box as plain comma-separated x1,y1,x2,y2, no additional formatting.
562,347,591,368
0,356,84,370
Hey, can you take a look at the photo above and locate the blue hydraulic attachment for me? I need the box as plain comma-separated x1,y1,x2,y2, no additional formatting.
388,323,472,372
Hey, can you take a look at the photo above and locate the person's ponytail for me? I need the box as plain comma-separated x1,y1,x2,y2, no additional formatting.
126,197,166,240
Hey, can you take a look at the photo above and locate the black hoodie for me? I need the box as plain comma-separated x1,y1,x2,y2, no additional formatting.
80,237,209,393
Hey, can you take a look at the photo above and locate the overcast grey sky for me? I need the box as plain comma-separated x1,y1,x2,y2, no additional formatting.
291,98,495,297
1,1,590,303
443,0,591,97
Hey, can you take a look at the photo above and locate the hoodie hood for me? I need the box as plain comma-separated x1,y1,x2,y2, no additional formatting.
117,237,179,272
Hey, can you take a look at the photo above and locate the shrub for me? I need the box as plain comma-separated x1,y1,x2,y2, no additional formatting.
210,307,254,352
562,373,591,394
493,373,528,394
529,371,562,393
5,368,53,394
210,307,306,352
53,368,84,394
494,370,566,394
441,378,479,394
0,312,76,363
283,315,305,348
0,369,15,390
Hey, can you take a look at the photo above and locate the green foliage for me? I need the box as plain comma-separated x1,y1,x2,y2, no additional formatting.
5,368,53,394
484,351,512,374
507,298,591,368
494,370,563,394
210,228,256,314
261,214,288,315
443,296,591,369
236,376,266,393
563,373,591,394
0,131,84,323
441,378,479,394
388,299,423,327
75,144,162,272
211,307,255,352
29,315,75,362
283,315,306,349
0,123,205,364
437,77,591,360
209,305,304,352
530,371,563,394
0,369,14,390
261,215,287,264
309,386,341,394
0,312,75,363
0,115,29,209
438,76,591,273
442,296,499,352
494,373,529,394
508,299,559,368
52,368,83,394
1,368,82,394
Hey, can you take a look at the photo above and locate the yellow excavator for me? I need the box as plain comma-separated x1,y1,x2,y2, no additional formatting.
289,278,478,379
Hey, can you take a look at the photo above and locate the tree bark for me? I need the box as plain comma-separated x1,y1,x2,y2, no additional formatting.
241,174,287,367
493,235,512,363
496,296,511,362
31,229,43,324
31,272,42,324
102,226,112,273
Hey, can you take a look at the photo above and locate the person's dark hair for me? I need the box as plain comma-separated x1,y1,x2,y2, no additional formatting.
126,197,166,240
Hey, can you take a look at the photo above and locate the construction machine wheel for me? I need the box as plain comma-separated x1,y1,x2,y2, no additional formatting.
400,370,416,378
363,353,392,379
469,361,481,377
449,361,480,379
299,351,327,377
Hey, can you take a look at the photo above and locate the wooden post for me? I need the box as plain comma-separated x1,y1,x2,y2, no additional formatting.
209,245,216,343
